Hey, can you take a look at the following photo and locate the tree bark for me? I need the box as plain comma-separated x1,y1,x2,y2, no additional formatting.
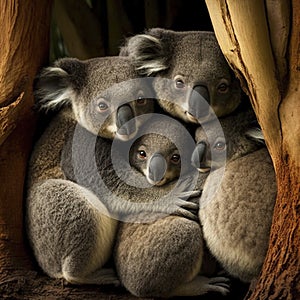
205,0,300,299
0,0,52,279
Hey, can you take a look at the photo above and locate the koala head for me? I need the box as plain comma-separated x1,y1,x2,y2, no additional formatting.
129,133,181,186
121,28,241,124
191,108,264,172
34,56,155,140
128,114,196,186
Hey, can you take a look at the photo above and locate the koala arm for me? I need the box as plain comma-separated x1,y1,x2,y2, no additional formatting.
27,108,75,186
26,109,118,285
61,125,199,222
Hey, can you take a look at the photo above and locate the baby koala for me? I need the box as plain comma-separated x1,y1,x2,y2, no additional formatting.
114,115,230,298
129,133,181,186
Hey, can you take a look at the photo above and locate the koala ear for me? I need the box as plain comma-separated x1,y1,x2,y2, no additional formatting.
246,127,265,144
34,58,86,111
119,28,169,76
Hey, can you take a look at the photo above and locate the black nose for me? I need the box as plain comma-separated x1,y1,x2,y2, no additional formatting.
191,142,206,169
188,85,210,120
117,104,136,136
148,153,167,183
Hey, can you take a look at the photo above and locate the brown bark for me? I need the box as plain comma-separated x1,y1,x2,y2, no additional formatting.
205,0,300,299
0,0,52,277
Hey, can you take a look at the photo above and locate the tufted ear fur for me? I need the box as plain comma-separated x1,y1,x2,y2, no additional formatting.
34,58,87,111
246,127,265,144
119,28,171,76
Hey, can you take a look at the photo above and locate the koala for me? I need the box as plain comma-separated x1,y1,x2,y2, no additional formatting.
60,114,230,297
191,108,277,282
61,113,200,222
129,133,181,186
120,28,242,124
26,56,156,285
34,56,155,141
108,117,230,298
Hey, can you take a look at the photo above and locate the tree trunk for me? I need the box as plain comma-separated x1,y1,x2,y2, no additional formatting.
205,0,300,299
0,0,52,280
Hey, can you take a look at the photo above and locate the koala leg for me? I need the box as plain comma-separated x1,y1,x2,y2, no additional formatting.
115,216,222,297
26,178,119,285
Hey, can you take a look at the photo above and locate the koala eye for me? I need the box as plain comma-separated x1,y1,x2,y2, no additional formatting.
214,141,226,151
138,150,147,160
137,97,147,105
174,76,185,89
97,100,109,112
136,90,147,105
171,154,181,164
217,82,229,94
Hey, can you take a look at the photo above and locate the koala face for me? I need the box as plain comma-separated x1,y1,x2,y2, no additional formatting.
121,28,241,124
128,114,196,186
191,109,263,172
130,133,181,186
34,57,155,140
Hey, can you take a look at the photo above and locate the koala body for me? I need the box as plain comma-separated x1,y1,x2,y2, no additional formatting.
111,116,230,298
121,28,242,124
61,114,199,222
192,108,276,282
26,56,155,285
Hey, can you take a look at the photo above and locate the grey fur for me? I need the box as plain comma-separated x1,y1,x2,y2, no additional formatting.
111,117,230,297
34,56,155,140
121,28,242,124
26,56,156,285
61,114,200,223
194,108,276,282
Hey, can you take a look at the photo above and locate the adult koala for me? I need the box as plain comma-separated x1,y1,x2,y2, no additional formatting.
120,28,242,124
192,108,276,282
26,56,155,285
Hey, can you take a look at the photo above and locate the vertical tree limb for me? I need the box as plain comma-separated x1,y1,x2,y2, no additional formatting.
205,1,300,299
53,0,105,59
0,0,52,279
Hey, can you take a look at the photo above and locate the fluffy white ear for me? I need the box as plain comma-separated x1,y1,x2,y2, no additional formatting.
120,32,168,76
246,127,265,144
34,58,85,111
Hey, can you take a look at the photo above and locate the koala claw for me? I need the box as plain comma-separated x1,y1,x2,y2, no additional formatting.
172,203,199,221
83,267,121,286
178,190,202,199
173,275,230,296
204,276,231,295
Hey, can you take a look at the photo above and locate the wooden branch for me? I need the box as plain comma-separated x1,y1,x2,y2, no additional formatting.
54,0,105,59
205,1,300,299
106,0,133,55
265,0,290,87
205,0,282,161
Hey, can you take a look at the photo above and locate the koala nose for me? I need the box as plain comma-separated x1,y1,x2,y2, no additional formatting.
191,142,206,169
148,153,167,184
188,85,210,120
117,104,136,137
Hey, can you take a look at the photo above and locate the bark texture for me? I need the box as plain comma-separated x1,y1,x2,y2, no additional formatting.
205,1,300,299
0,0,53,278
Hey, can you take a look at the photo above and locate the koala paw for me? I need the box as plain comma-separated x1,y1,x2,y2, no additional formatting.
170,197,199,221
173,275,230,296
199,276,231,295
